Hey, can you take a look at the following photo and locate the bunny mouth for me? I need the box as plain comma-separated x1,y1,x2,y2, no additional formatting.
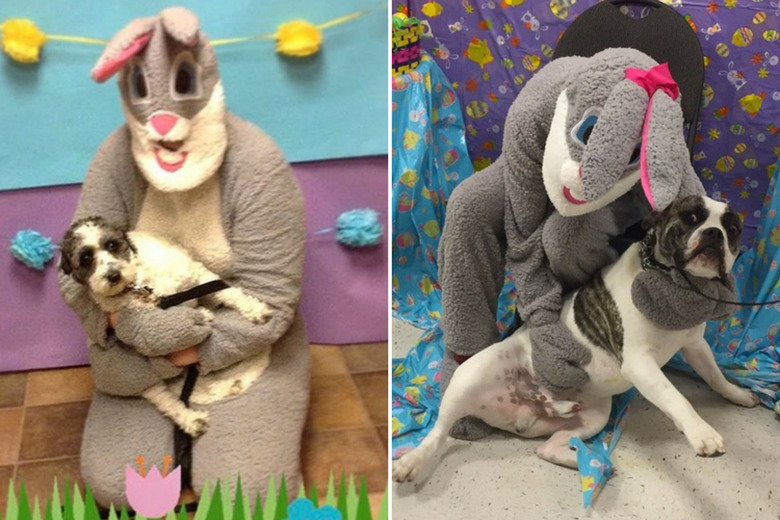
563,186,587,205
158,140,184,152
153,148,188,172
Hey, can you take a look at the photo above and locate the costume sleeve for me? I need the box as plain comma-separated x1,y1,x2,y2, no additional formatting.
197,125,305,374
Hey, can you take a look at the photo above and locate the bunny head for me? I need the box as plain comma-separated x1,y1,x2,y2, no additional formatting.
542,48,701,217
91,7,227,193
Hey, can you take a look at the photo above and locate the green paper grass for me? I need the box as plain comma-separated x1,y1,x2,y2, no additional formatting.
2,473,385,520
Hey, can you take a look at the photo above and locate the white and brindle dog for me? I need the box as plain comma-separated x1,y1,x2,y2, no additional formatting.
393,195,759,483
60,216,272,436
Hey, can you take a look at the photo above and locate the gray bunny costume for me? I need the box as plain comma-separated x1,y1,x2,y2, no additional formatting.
58,8,308,507
439,48,709,439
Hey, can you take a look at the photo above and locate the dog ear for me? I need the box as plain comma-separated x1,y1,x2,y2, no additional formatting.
59,231,74,275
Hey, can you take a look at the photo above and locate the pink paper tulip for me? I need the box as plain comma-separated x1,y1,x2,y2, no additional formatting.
125,459,181,518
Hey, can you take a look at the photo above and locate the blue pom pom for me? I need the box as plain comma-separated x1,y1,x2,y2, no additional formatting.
10,229,56,271
335,209,383,248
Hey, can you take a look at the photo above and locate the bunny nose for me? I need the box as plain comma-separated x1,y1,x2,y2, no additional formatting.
150,113,178,136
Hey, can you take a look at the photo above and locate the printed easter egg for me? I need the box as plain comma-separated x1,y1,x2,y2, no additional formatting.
715,42,730,57
541,44,554,58
473,156,492,170
441,89,456,108
396,232,416,248
419,275,435,295
700,168,714,180
763,29,779,41
502,57,514,68
744,157,759,169
731,27,754,47
466,100,490,119
423,220,441,238
408,70,424,83
398,192,413,212
466,38,494,68
701,84,714,108
730,124,745,135
399,169,418,187
522,54,541,71
715,155,735,172
403,130,419,150
505,0,527,5
550,0,576,19
734,142,747,153
443,149,459,167
421,1,443,17
514,74,525,86
753,11,766,24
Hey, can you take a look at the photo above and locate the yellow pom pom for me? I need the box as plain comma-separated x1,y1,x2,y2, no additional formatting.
1,19,47,63
276,20,322,58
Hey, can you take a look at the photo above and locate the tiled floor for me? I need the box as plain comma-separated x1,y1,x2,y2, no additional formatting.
392,320,779,520
0,343,388,514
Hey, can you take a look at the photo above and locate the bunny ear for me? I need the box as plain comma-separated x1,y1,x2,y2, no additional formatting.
160,7,200,47
640,90,691,210
91,17,156,83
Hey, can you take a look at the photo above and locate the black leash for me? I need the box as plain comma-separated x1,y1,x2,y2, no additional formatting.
639,232,780,307
157,279,230,489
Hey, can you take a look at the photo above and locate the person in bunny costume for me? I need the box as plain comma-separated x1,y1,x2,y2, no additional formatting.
438,48,735,440
58,7,309,507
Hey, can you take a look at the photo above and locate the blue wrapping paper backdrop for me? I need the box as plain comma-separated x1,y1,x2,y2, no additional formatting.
0,0,387,191
395,0,780,245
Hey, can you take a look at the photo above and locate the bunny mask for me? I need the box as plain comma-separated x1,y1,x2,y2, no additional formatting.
91,7,227,193
542,48,703,217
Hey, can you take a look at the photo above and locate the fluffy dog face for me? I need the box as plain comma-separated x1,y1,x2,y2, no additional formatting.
60,218,138,297
649,196,742,280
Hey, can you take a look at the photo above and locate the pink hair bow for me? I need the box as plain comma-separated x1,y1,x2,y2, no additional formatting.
625,62,680,209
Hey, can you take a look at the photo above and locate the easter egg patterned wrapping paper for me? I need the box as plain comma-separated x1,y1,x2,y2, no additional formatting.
393,0,780,246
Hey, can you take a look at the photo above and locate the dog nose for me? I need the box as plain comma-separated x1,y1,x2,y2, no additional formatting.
150,113,178,136
701,227,723,242
106,270,122,285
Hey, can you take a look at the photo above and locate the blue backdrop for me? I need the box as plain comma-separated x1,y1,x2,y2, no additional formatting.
0,0,388,190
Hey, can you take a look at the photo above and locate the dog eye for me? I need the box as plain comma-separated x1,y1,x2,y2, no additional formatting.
79,251,93,266
687,212,698,224
729,224,739,235
105,240,118,252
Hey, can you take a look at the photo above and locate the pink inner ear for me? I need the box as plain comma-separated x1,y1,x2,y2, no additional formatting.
92,32,153,83
639,97,656,210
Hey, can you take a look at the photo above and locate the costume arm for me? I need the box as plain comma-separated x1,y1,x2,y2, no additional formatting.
197,129,305,374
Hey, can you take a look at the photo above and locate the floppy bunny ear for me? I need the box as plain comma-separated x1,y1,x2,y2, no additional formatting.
160,7,200,47
91,17,156,83
641,90,704,210
579,79,647,201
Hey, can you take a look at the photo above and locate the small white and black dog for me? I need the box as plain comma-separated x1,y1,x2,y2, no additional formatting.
60,216,273,436
393,196,759,483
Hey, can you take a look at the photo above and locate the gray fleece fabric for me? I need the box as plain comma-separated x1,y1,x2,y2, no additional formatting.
439,48,705,412
58,114,308,506
632,270,738,330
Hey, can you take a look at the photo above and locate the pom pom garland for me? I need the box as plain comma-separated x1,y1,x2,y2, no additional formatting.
335,209,383,248
10,229,56,270
276,20,322,57
0,19,47,63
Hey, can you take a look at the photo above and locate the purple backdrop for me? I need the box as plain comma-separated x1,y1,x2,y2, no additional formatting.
394,0,780,245
0,156,388,373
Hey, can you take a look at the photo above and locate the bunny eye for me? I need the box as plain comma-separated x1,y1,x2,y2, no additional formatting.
571,107,601,147
170,53,201,100
629,142,642,165
130,65,148,100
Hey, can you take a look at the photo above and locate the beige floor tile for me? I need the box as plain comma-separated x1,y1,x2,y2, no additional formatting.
352,372,388,427
0,373,27,408
26,367,94,407
0,408,23,465
310,345,350,377
19,402,89,461
341,343,388,374
15,458,81,507
305,375,373,433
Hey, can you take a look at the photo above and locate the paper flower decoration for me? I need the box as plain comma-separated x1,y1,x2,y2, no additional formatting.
284,498,341,520
10,229,56,270
1,19,47,63
335,209,383,248
125,456,181,518
276,20,322,57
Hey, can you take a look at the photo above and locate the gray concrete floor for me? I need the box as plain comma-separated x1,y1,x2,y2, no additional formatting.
392,319,780,520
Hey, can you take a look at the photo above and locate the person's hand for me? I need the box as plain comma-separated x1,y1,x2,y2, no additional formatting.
167,346,200,367
108,312,118,329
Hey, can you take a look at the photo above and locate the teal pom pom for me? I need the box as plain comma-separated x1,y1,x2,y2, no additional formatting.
335,209,383,248
10,229,56,271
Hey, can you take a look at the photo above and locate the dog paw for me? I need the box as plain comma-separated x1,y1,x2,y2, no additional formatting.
199,308,215,322
181,410,210,437
242,301,273,323
684,421,725,456
392,451,425,483
721,386,760,408
547,400,581,419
